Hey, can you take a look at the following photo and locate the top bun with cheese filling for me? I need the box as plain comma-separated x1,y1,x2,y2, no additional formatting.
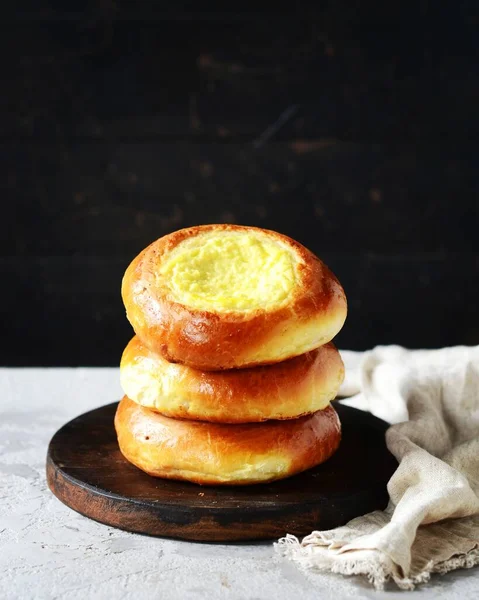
122,224,347,370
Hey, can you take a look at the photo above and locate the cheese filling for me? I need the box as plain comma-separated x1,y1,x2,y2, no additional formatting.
160,230,299,311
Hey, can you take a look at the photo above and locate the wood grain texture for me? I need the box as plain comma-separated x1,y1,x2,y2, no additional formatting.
47,402,397,542
3,4,478,141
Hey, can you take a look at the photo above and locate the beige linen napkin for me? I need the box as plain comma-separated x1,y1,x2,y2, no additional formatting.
276,345,479,590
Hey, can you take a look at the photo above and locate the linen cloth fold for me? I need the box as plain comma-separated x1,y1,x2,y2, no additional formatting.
276,345,479,590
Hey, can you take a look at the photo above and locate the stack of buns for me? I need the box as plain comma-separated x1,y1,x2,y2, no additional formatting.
116,225,347,485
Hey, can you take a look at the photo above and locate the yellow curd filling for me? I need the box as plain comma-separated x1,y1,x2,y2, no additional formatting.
160,231,299,311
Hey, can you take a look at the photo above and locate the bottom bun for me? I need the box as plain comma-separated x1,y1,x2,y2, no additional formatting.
115,396,341,486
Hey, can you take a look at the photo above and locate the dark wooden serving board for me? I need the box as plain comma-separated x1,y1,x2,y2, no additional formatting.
46,402,397,542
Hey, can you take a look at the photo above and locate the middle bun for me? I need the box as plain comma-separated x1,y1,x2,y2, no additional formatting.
120,336,344,423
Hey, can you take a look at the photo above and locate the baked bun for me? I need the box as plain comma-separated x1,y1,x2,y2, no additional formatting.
122,224,347,370
120,336,344,423
115,396,341,485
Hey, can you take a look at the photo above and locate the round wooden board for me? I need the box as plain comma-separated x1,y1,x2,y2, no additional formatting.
46,402,397,542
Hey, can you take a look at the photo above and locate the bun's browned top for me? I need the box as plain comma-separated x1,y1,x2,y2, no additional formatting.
122,224,347,370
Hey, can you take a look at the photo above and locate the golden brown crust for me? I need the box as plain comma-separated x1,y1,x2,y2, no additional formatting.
121,224,347,370
120,336,344,422
115,396,341,485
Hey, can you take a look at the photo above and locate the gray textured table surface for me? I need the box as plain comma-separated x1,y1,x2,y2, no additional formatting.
1,368,478,600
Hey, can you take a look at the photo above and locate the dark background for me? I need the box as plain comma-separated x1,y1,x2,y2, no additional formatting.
2,1,478,366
